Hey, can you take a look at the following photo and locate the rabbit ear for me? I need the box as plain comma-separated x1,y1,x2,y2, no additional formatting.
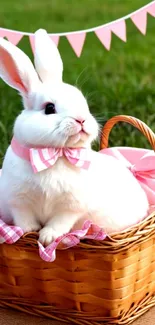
0,37,39,94
34,29,63,83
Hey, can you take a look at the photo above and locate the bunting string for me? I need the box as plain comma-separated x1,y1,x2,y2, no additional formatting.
0,0,155,57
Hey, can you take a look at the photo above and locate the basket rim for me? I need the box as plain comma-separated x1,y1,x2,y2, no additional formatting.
13,211,155,253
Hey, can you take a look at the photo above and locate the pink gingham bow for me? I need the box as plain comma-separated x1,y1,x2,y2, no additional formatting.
11,137,91,173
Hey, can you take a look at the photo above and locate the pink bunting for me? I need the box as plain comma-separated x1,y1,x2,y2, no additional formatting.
0,0,154,56
4,30,23,45
110,20,126,42
0,29,23,45
147,2,155,17
29,35,35,53
50,35,59,46
95,27,111,51
66,32,86,57
131,9,147,35
0,29,7,38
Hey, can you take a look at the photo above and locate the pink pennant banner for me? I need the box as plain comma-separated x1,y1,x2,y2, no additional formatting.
95,27,111,50
131,8,148,35
0,29,23,45
110,20,126,42
147,2,155,17
66,32,86,57
0,0,155,55
50,35,59,46
0,29,7,38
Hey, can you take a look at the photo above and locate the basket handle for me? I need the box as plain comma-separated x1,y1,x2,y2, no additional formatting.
100,115,155,151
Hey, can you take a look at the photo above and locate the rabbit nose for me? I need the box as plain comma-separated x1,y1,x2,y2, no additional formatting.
75,118,85,125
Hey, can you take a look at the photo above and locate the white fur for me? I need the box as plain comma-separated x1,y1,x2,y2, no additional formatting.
34,29,63,83
0,29,149,246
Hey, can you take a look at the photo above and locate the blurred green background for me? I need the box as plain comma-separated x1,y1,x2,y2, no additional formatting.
0,0,155,161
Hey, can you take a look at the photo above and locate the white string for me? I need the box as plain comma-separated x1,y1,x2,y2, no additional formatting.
0,0,154,36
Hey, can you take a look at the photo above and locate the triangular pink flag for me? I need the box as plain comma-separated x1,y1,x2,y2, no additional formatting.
110,20,126,42
95,27,111,50
2,30,23,45
131,9,147,35
147,2,155,17
29,34,35,53
66,32,86,57
50,35,60,46
0,29,7,38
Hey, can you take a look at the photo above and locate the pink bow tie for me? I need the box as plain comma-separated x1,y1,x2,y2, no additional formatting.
11,138,91,173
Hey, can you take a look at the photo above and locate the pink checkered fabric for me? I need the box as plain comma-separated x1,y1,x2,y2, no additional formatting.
11,137,91,173
0,218,106,261
38,221,106,262
0,219,23,244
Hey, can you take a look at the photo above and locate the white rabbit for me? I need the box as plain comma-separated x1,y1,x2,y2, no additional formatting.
0,29,149,246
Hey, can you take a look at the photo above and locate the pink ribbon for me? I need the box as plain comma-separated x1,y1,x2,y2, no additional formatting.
11,137,91,173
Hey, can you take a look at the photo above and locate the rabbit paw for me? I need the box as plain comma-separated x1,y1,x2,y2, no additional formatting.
39,227,63,246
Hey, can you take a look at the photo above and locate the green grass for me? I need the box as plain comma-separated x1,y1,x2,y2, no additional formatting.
0,0,155,162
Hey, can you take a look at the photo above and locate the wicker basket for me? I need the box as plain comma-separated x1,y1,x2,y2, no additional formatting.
0,115,155,325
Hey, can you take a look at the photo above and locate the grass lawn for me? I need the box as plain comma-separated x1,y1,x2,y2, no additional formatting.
0,0,155,162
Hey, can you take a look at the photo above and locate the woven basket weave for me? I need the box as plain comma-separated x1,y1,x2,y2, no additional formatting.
0,115,155,325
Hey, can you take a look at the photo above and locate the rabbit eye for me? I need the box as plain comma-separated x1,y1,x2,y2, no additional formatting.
44,103,56,115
